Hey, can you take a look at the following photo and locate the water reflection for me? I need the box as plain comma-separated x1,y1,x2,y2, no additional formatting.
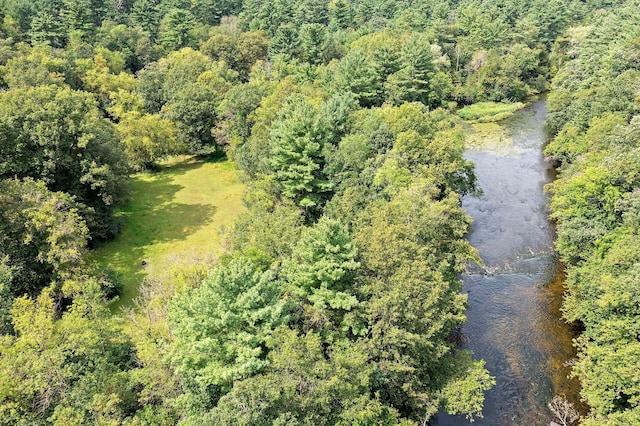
436,100,581,426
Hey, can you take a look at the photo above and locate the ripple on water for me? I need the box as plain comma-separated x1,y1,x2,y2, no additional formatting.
436,99,582,426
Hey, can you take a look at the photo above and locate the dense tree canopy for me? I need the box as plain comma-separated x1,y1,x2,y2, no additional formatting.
0,85,129,240
545,1,640,423
0,0,630,423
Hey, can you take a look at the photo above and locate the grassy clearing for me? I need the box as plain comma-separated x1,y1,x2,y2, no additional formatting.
458,101,525,123
91,156,245,309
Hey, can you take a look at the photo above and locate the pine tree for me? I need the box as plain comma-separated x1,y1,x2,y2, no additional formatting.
29,14,64,47
268,96,333,214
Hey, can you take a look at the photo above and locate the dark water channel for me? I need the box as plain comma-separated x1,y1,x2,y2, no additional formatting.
436,100,582,426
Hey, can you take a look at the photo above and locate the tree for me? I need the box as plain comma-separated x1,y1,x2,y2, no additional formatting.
282,217,360,335
96,22,153,71
268,23,299,59
298,23,325,64
0,284,137,425
116,112,183,170
294,0,329,25
0,85,129,240
225,177,305,267
0,178,89,296
332,50,383,107
158,8,195,50
0,256,15,335
215,80,268,148
167,258,292,411
131,0,161,39
355,179,490,421
206,327,397,425
161,81,223,153
386,36,437,106
329,0,352,29
30,14,65,47
374,103,477,196
201,30,269,80
545,4,640,422
1,46,68,89
268,95,334,215
548,394,580,426
136,48,237,153
61,0,97,39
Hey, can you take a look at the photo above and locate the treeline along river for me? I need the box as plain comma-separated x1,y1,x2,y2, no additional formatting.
437,99,583,425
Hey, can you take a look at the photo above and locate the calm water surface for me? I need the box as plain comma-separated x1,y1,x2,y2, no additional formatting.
436,100,582,426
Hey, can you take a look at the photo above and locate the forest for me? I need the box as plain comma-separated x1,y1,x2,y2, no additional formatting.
0,0,637,423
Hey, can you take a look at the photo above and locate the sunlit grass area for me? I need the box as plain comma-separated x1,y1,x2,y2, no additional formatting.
458,101,525,123
91,156,245,308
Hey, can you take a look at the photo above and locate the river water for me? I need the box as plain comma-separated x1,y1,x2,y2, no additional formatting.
436,100,582,426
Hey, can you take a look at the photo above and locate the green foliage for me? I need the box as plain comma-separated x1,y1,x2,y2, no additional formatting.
331,49,383,107
0,179,89,296
61,0,96,39
282,217,360,335
356,179,485,421
30,13,65,47
545,1,640,422
115,112,183,170
438,353,495,420
136,48,237,153
206,327,393,425
386,35,437,106
0,256,15,335
161,81,222,153
201,29,269,80
375,103,477,196
268,95,334,213
0,0,610,422
1,46,68,89
0,285,136,425
158,8,196,50
167,258,291,408
227,177,304,266
457,101,525,122
284,217,358,293
0,84,129,240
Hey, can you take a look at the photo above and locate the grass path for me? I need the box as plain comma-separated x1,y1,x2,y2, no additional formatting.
91,156,245,308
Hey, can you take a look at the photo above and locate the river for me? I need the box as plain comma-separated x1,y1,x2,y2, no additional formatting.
435,99,582,426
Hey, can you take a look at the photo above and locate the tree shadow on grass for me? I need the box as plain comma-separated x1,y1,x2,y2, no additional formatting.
150,152,228,178
109,201,217,308
97,159,221,308
121,166,220,247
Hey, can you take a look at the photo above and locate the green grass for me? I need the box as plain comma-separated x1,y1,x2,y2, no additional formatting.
91,156,245,308
458,101,525,123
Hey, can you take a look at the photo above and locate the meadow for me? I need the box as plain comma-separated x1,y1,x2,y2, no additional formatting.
91,156,245,308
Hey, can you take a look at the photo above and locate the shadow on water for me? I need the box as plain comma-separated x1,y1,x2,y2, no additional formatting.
435,100,583,426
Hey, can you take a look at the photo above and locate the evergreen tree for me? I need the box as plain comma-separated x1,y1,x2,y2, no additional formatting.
298,23,326,64
386,36,436,106
282,217,360,334
333,50,383,107
268,96,333,214
29,14,65,47
131,0,160,39
268,23,299,59
167,258,291,408
61,0,96,39
158,8,195,50
329,0,352,29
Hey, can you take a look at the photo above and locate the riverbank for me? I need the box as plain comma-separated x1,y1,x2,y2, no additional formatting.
438,99,580,425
